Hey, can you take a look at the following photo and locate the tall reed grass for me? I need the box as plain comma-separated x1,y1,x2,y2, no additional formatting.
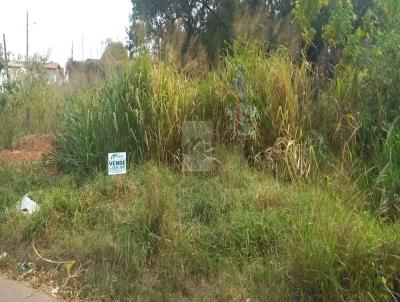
0,76,65,149
57,42,322,180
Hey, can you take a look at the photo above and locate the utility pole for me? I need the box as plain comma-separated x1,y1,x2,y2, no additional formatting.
71,41,74,61
81,35,84,61
26,11,29,62
3,33,9,81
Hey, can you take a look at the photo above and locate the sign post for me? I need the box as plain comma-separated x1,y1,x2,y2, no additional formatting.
108,152,127,203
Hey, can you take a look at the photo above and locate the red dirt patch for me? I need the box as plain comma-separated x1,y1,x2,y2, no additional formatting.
0,134,55,163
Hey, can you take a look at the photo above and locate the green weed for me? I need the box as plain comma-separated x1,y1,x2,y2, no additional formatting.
1,151,400,301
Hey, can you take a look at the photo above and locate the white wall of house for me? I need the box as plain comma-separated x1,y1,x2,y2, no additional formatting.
0,62,65,85
45,68,60,84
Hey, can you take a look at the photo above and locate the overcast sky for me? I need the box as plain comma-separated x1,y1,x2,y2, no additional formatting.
0,0,132,67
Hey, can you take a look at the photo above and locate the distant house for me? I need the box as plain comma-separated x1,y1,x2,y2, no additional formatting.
44,62,65,84
8,60,28,81
0,61,25,85
0,60,65,85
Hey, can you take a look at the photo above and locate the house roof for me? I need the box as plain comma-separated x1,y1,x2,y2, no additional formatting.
44,62,61,70
7,61,62,70
8,61,26,68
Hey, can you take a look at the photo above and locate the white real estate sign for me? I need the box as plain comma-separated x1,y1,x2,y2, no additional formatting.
108,152,127,176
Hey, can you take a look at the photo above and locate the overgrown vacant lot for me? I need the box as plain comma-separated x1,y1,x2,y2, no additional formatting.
1,149,399,301
1,3,400,298
2,0,400,300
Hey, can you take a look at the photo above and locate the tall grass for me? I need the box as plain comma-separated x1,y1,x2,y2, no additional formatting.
57,53,152,171
372,118,400,219
57,52,205,171
0,76,66,148
219,42,318,179
2,40,400,300
53,41,365,181
1,151,399,301
57,42,322,180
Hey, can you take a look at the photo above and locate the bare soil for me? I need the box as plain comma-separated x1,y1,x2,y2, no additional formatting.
0,134,55,163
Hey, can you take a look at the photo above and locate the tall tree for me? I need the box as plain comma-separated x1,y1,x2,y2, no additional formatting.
101,41,128,63
245,0,295,16
294,0,374,68
128,0,237,59
127,0,297,61
129,0,207,55
202,0,237,64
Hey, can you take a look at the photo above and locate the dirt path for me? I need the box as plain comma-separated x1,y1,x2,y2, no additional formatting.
0,275,59,302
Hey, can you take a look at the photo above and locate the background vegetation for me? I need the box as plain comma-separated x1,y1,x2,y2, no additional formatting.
0,60,66,149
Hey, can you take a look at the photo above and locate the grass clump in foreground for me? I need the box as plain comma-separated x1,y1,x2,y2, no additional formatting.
1,148,399,301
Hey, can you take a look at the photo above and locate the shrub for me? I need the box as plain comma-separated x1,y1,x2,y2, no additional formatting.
0,59,66,149
373,118,400,219
57,53,153,171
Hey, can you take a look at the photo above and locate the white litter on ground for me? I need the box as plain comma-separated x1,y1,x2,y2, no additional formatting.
16,195,39,215
50,287,59,297
0,252,7,260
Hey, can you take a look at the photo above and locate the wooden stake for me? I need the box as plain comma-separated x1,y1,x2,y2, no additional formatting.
115,175,121,204
3,34,9,82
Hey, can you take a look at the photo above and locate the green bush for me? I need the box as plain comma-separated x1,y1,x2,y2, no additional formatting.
373,118,400,219
57,53,153,171
0,64,65,148
57,42,321,180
